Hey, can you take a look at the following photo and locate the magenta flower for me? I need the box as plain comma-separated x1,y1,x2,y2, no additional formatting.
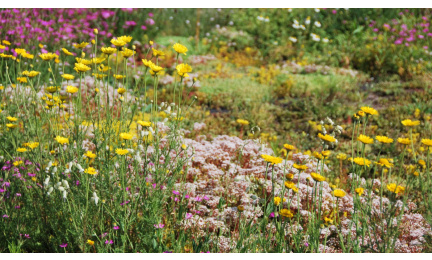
185,213,193,219
269,212,275,218
148,13,154,17
141,25,147,30
154,223,165,229
105,240,113,244
59,243,68,248
113,226,120,230
172,190,180,195
2,215,9,218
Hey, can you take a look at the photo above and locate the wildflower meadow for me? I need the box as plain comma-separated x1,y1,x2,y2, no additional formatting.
1,7,432,253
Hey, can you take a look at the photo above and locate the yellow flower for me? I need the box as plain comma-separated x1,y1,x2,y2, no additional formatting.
324,217,333,224
46,86,59,93
6,123,18,128
118,35,132,44
375,158,394,168
120,133,133,140
386,183,405,194
360,106,379,116
22,70,40,78
85,167,97,175
16,147,27,153
236,119,249,125
142,59,154,68
92,57,106,64
66,86,79,94
284,181,298,193
26,142,39,149
150,64,164,73
376,135,393,144
14,48,27,55
39,53,58,61
357,134,374,144
355,187,364,196
310,172,325,182
55,136,69,145
279,209,294,218
62,48,74,56
6,116,18,122
73,42,89,49
313,151,323,160
317,133,336,143
111,38,126,47
13,161,23,166
87,240,95,246
116,148,129,156
21,52,34,59
401,119,420,127
421,139,432,147
284,144,295,150
74,63,91,73
17,77,27,83
137,121,152,127
84,151,97,159
333,189,346,198
398,138,411,145
176,63,192,77
293,163,308,171
76,58,92,65
61,74,75,81
336,153,347,160
121,48,135,58
2,40,11,45
113,74,126,80
261,154,283,165
353,157,371,167
237,205,245,212
173,43,188,55
418,159,426,167
101,47,117,55
117,88,126,95
321,150,331,157
285,173,294,180
274,197,286,206
152,48,165,57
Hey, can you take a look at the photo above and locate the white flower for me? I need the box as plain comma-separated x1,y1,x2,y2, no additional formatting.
44,176,50,187
289,37,297,43
305,17,311,25
322,38,329,43
62,190,67,199
91,192,99,205
314,8,320,12
62,180,69,189
47,187,53,195
314,21,321,28
311,33,320,42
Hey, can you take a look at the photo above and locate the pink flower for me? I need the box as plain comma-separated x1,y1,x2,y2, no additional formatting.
141,25,147,30
185,213,193,219
332,10,337,14
154,223,165,228
59,243,68,248
173,190,180,195
148,12,154,17
105,240,113,244
113,226,120,230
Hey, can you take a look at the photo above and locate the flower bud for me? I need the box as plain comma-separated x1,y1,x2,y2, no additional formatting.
94,28,99,35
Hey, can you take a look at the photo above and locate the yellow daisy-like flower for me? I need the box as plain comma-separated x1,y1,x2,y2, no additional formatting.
74,63,91,73
150,63,164,73
121,48,135,58
261,154,283,165
317,133,336,143
173,43,188,55
333,189,346,198
73,42,89,49
6,123,18,128
117,88,126,95
137,121,152,127
310,172,325,182
293,163,308,171
6,116,18,122
360,106,378,116
355,187,364,196
16,147,28,153
62,48,74,56
113,74,126,80
66,86,79,94
152,48,165,57
401,119,420,127
55,136,69,145
84,151,97,159
118,35,132,44
284,181,298,193
313,151,323,160
142,59,154,68
39,52,57,61
87,240,95,246
62,74,75,80
353,157,371,167
283,144,295,150
115,148,129,156
375,158,394,168
397,138,411,145
2,40,11,45
21,52,34,59
357,134,374,144
14,48,27,55
101,47,117,55
17,77,27,83
120,133,133,140
22,70,40,78
386,183,405,194
85,167,98,175
176,63,192,78
46,86,59,93
336,153,347,160
91,57,106,64
236,119,249,125
421,139,432,147
27,142,39,149
273,197,286,206
279,209,294,218
111,38,126,47
376,135,393,144
76,58,92,65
